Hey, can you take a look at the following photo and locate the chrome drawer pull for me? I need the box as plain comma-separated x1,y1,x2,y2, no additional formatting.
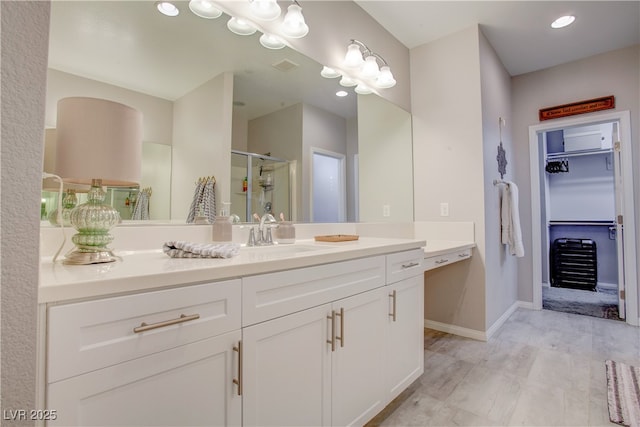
389,290,397,322
133,313,200,333
435,259,449,264
327,310,336,352
401,262,420,269
458,253,468,258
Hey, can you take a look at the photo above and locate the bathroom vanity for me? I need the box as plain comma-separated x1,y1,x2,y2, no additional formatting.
38,237,426,426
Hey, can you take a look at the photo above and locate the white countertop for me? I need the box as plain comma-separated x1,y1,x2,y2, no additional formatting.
39,237,426,304
423,240,476,257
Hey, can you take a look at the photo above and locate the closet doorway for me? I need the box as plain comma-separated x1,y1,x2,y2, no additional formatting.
528,111,638,326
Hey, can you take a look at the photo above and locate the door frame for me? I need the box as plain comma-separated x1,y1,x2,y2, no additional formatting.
528,110,638,326
309,147,346,223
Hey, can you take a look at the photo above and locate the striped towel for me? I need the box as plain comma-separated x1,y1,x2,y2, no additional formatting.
163,241,240,259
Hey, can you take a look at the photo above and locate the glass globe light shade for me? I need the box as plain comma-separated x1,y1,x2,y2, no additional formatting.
189,0,222,18
260,33,286,49
343,43,364,69
361,55,380,79
282,4,309,38
320,66,341,79
250,0,281,21
376,66,396,88
355,83,373,95
339,76,357,87
227,17,257,36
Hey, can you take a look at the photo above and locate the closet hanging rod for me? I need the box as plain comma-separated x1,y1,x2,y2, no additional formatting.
548,220,616,226
547,148,612,160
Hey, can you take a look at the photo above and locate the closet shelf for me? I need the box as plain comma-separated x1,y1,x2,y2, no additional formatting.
546,147,612,160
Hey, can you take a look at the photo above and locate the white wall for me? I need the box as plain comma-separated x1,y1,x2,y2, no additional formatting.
512,45,640,305
478,31,518,331
171,73,234,220
411,26,487,332
358,94,413,223
1,0,50,416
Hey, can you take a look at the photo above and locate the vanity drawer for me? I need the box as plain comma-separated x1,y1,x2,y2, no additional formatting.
424,248,472,271
47,279,241,383
386,249,424,284
242,255,385,326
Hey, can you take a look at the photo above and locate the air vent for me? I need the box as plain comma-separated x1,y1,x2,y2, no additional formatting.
272,59,299,72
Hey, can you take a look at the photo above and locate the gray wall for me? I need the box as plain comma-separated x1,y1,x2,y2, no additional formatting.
512,45,640,305
1,1,50,423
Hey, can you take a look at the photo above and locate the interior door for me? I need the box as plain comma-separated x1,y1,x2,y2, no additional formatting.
612,121,626,319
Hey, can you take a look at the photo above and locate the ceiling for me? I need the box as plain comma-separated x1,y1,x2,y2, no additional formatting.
355,1,640,76
48,1,640,120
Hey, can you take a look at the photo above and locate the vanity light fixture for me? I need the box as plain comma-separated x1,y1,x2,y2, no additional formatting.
354,83,373,95
260,33,286,49
156,1,179,16
342,39,396,89
551,15,576,29
188,0,222,19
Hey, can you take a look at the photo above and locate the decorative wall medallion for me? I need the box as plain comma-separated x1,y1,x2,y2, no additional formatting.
497,142,507,179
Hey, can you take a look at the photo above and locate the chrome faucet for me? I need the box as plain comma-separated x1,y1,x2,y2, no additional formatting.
258,213,277,245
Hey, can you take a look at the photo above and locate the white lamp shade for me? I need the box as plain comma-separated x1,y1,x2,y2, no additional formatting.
376,66,396,88
249,0,281,21
320,66,341,79
282,4,309,38
227,17,257,35
188,0,222,18
54,97,143,187
344,43,364,69
355,83,373,95
361,55,380,79
339,75,357,87
260,33,285,49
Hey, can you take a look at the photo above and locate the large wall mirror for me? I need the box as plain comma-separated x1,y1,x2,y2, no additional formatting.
43,0,414,224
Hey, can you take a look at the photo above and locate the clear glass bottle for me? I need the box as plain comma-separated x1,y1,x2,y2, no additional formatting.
212,202,233,241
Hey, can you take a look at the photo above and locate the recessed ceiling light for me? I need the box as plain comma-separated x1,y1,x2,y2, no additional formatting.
551,15,575,29
156,1,179,17
336,91,348,97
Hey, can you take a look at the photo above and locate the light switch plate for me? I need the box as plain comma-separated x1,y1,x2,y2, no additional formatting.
440,203,449,217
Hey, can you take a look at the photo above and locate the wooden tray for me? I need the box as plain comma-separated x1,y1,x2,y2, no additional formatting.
314,234,359,242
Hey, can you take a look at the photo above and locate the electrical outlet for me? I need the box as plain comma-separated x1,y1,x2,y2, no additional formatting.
440,202,449,217
383,205,391,217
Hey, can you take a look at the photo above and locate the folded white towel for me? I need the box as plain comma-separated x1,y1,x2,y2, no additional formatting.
500,181,525,257
163,241,240,259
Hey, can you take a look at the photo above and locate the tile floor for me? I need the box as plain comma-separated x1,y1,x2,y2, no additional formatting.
373,308,640,426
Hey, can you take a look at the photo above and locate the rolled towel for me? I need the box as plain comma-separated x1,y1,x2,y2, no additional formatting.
163,241,240,259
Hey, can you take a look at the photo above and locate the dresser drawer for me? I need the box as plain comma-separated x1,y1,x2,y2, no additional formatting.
242,256,385,326
424,248,472,271
386,249,424,284
47,279,241,383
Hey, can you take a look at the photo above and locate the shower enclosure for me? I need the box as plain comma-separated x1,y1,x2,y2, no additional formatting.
230,150,291,222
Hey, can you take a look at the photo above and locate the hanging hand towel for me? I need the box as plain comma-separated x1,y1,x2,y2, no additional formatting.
163,241,240,258
500,181,525,257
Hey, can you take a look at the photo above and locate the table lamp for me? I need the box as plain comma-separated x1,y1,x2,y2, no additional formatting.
54,97,142,265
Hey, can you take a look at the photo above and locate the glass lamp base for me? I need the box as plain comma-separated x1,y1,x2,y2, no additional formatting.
63,248,119,265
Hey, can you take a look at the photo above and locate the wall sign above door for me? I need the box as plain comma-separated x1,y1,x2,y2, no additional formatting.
539,95,615,121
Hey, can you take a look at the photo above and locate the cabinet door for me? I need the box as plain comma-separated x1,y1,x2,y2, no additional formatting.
385,275,424,402
47,330,241,427
242,304,332,427
331,289,387,427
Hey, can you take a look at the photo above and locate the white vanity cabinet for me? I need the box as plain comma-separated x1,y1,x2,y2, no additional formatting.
45,280,242,426
241,250,423,427
384,249,425,401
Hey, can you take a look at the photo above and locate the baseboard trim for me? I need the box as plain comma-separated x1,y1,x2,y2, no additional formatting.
424,319,487,341
424,301,534,342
